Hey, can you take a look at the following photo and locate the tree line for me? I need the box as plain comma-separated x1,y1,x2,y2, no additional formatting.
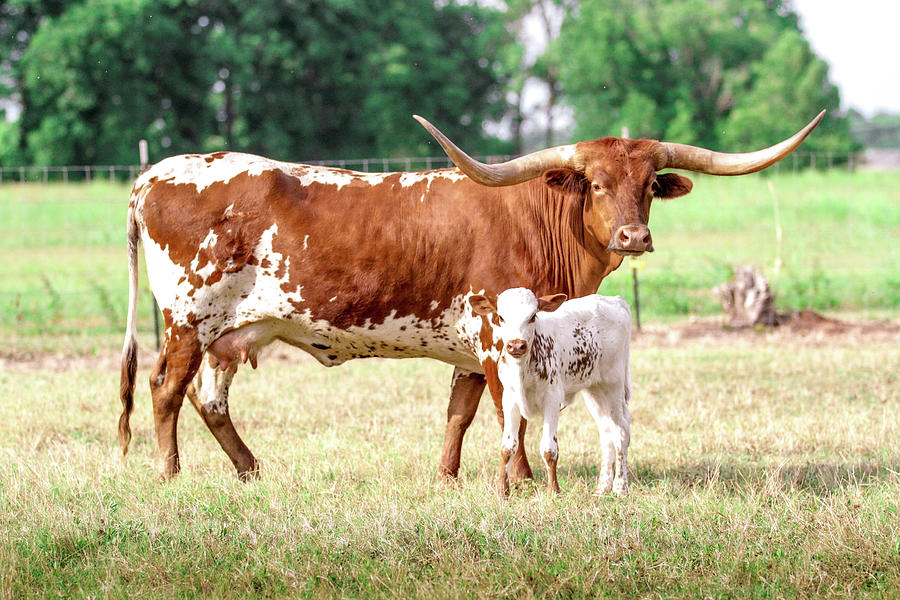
0,0,858,167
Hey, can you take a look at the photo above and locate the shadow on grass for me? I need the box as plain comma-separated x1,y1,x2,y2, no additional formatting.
559,456,900,497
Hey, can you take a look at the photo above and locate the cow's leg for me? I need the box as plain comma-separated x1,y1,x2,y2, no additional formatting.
497,399,521,497
483,359,534,483
149,328,202,481
438,368,485,480
185,355,260,481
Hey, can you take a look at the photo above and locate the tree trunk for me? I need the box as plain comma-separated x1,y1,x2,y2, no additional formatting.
714,265,779,327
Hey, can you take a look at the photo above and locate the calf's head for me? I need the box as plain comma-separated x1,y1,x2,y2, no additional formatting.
415,111,825,257
469,288,567,360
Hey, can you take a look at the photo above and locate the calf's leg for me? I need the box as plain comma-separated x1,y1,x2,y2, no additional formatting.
497,399,522,497
583,384,631,496
483,358,534,483
540,393,563,494
186,355,259,481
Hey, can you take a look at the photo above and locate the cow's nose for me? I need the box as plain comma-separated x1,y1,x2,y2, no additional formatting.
506,339,527,358
613,224,653,254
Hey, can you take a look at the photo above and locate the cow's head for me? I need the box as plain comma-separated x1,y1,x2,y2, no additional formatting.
469,288,567,361
415,111,825,256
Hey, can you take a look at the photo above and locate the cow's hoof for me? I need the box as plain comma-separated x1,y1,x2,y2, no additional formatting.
237,463,261,482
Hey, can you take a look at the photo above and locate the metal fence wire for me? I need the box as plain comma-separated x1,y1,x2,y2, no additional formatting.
0,151,862,185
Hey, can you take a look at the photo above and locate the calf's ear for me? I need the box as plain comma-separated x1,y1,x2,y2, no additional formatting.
469,294,496,316
537,293,567,313
652,173,693,199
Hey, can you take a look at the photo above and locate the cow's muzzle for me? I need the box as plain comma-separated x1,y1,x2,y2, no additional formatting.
610,224,654,255
506,339,528,359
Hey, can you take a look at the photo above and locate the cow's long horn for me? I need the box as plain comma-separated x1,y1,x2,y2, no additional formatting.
414,115,579,186
657,110,826,175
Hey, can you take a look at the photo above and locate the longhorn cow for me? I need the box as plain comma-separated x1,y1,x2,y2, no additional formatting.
119,111,824,482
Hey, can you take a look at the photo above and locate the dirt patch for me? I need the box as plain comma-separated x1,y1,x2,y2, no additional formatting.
0,350,124,373
633,311,900,348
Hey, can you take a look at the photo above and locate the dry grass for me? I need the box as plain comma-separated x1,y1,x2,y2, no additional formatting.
0,324,898,598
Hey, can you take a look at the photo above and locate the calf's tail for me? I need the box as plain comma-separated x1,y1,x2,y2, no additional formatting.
119,203,140,457
623,300,633,405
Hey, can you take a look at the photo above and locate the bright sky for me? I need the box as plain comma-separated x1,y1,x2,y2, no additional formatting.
791,0,900,116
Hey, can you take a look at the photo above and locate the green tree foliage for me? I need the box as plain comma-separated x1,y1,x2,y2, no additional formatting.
721,29,856,152
849,110,900,149
21,0,211,165
0,0,68,162
1,0,863,166
556,0,855,152
13,0,513,165
195,0,513,159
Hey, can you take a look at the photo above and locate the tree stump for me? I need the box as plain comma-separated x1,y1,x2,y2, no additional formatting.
714,265,779,327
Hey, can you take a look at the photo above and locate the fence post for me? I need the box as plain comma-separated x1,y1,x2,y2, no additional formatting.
630,258,643,331
139,140,148,171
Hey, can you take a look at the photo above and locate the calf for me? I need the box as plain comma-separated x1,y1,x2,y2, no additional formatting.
469,288,632,496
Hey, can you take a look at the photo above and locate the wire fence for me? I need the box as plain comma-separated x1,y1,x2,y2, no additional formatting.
0,151,863,185
0,156,468,185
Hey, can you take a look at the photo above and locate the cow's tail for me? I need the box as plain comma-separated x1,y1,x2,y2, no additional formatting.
119,202,140,457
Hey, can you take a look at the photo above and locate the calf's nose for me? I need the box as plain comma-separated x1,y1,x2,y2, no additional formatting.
506,339,528,358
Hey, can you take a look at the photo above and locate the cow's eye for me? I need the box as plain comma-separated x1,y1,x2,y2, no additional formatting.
591,183,602,192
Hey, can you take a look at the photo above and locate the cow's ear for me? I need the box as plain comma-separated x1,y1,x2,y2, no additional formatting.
543,169,588,194
537,293,567,313
469,294,496,316
653,173,693,199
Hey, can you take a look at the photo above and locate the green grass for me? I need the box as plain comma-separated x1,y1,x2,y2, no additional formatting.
0,171,898,339
599,170,900,316
1,331,897,598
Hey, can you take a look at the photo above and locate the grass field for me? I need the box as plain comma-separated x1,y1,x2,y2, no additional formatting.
1,170,899,340
0,169,898,597
0,326,897,598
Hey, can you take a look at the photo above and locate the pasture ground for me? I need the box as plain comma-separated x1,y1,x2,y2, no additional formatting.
1,317,897,598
